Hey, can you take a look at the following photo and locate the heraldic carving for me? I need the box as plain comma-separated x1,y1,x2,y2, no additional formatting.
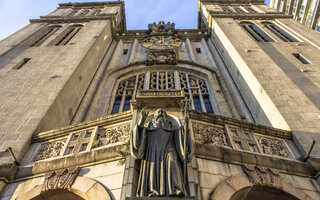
242,164,281,188
42,167,80,192
146,50,177,65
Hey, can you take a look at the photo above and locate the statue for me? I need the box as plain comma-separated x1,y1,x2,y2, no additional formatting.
130,108,192,197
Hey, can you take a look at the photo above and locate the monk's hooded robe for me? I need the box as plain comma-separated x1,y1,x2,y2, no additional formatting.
130,120,192,197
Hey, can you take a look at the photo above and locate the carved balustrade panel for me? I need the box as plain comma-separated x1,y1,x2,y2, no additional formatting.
94,123,131,148
257,135,291,158
33,139,67,162
191,116,294,159
31,121,132,162
192,122,229,147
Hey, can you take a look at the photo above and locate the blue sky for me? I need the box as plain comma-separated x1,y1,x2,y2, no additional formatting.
0,0,270,41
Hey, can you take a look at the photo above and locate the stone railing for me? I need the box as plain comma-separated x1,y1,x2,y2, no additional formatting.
190,111,295,159
27,111,132,163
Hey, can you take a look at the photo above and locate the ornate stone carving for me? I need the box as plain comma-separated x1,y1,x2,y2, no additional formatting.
258,137,290,158
142,36,181,50
242,164,281,188
148,21,175,35
192,122,228,146
42,167,80,192
33,140,66,162
146,50,177,65
95,123,131,147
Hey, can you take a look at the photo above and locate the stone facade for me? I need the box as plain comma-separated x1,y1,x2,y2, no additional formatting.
0,0,320,200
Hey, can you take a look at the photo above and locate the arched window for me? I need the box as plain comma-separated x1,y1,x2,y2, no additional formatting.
54,24,83,46
263,22,299,42
240,22,274,42
30,25,61,47
111,71,214,114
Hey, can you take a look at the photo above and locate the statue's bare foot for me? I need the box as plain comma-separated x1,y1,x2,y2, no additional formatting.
175,190,185,197
148,192,158,197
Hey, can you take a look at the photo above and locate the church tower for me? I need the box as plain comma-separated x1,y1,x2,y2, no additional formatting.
0,1,320,200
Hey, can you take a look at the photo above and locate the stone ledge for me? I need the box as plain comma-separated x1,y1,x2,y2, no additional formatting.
16,144,125,179
194,142,317,177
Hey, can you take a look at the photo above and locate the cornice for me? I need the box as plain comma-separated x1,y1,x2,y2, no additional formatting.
58,1,124,8
200,0,265,4
115,29,209,42
209,12,293,19
29,15,114,24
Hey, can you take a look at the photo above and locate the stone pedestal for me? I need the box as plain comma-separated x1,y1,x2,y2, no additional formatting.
126,197,195,200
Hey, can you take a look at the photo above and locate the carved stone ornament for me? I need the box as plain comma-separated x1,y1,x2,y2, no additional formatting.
242,164,281,188
33,140,66,162
42,167,80,193
192,122,228,146
146,50,177,65
258,137,290,158
142,36,182,50
95,123,131,147
148,21,175,35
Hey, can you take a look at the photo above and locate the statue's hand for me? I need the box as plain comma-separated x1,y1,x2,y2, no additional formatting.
140,107,149,123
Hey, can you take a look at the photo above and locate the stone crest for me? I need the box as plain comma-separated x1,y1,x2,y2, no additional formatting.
146,50,177,65
242,164,281,188
42,167,80,192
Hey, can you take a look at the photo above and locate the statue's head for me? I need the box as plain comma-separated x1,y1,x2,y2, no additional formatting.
154,108,167,120
152,108,171,129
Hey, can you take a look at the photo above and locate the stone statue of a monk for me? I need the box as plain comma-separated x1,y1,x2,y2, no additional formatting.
130,108,192,197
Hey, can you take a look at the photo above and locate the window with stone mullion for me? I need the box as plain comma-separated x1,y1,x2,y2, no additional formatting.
264,23,299,42
31,26,61,47
111,71,215,114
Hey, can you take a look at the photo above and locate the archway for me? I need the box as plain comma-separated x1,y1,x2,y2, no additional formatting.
210,174,314,200
230,186,299,200
31,189,88,200
15,176,111,200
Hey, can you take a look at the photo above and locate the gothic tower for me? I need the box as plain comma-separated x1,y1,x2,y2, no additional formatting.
0,1,319,200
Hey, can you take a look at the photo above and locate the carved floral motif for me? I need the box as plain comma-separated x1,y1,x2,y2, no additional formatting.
33,141,66,162
95,123,131,147
242,164,281,188
258,137,290,158
192,122,228,146
42,167,80,192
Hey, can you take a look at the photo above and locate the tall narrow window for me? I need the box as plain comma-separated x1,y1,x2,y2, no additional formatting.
236,7,249,13
55,24,83,46
31,25,61,47
263,22,299,42
224,6,236,13
241,22,274,42
12,58,31,70
292,53,311,64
